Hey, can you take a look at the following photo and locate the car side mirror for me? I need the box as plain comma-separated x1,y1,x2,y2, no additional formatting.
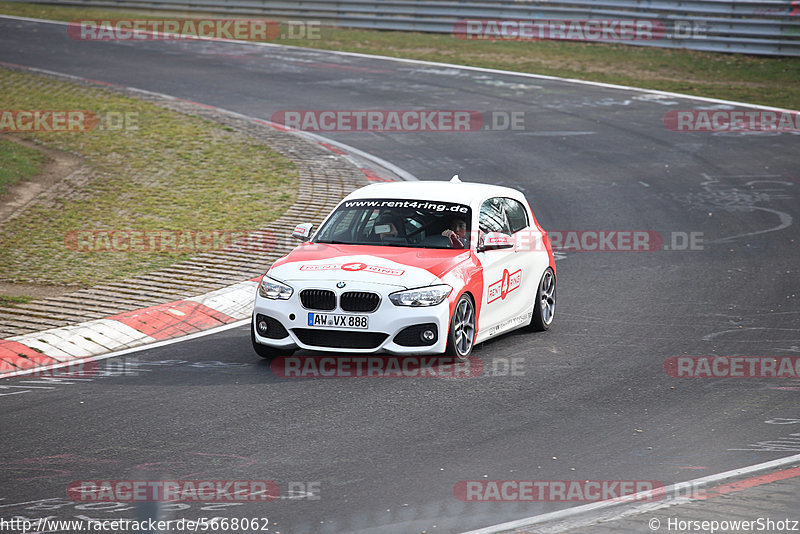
292,223,314,241
478,232,514,252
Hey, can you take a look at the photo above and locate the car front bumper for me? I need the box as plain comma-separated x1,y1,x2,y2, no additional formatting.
252,283,452,355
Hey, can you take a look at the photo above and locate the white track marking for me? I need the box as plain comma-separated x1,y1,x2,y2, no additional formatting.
1,319,249,379
460,453,800,534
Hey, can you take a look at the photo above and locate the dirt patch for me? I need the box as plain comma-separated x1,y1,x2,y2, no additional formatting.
0,281,80,299
0,135,89,297
0,134,87,224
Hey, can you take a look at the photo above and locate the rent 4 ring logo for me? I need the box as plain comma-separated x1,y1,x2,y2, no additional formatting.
299,263,405,276
488,269,522,303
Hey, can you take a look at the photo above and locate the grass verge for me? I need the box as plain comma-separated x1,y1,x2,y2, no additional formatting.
0,138,46,195
0,66,297,287
0,1,798,109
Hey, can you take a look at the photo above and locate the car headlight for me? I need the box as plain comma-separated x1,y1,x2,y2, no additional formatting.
389,284,452,307
258,276,293,300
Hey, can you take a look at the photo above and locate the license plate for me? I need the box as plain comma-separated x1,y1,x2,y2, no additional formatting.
307,312,368,329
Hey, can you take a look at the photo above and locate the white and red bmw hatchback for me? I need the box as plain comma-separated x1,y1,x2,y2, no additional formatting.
252,176,555,360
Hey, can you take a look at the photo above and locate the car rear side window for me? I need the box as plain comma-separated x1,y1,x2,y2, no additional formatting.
502,198,529,234
479,198,511,234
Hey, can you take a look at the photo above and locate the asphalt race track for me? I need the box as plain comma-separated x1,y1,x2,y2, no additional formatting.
1,18,799,534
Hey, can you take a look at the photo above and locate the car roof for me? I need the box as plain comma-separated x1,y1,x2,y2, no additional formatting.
342,179,529,210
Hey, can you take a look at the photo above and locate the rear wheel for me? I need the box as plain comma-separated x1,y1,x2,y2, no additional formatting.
251,319,294,359
531,267,556,331
446,294,476,360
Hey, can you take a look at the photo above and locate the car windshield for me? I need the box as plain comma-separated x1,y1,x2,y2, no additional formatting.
314,198,472,249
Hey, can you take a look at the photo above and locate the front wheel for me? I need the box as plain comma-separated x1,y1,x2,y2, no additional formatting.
531,267,556,331
446,294,476,360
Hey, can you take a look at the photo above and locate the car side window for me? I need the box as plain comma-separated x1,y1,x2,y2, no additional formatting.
502,198,529,234
479,198,511,234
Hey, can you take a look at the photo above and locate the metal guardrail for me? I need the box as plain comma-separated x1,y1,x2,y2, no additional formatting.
16,0,800,55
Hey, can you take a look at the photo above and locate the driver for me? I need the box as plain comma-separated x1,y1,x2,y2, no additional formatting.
442,218,467,248
374,212,400,240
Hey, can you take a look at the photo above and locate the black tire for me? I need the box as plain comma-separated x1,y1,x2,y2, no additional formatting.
446,294,476,360
531,267,556,331
251,319,294,359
